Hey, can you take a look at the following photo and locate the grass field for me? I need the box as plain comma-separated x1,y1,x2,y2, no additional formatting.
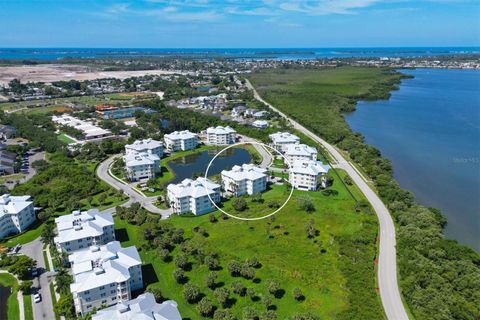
23,294,33,320
0,273,20,320
57,133,76,144
115,168,382,319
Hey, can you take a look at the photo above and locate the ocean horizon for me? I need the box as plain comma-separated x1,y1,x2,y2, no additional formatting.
0,46,479,60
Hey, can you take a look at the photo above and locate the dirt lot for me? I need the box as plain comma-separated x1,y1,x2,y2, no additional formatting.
0,64,177,85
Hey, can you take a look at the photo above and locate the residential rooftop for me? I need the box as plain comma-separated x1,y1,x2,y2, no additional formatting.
54,209,114,244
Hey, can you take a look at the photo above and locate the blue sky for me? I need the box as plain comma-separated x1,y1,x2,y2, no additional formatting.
0,0,479,48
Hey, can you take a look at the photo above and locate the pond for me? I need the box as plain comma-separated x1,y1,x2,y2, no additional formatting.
168,147,252,184
0,285,11,319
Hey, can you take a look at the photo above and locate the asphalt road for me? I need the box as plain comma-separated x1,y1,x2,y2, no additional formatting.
238,134,273,168
245,79,409,320
20,238,56,320
96,155,172,219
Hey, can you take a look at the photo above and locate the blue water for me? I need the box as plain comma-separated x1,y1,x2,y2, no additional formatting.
168,148,251,184
345,68,480,251
0,47,478,60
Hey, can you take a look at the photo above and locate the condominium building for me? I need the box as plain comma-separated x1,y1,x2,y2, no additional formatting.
0,194,36,239
125,138,164,158
252,120,269,129
124,153,160,181
221,164,267,196
269,132,300,152
69,241,143,315
167,178,221,215
92,293,182,320
284,144,317,165
164,130,198,151
54,209,115,253
289,160,330,191
206,126,237,145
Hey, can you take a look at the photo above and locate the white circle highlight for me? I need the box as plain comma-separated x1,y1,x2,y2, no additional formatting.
204,141,294,221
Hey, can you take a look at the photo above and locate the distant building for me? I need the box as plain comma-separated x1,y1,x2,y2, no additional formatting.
92,293,182,320
0,150,16,175
221,164,267,196
269,132,300,152
167,178,221,215
164,130,198,151
69,241,143,315
0,125,16,139
96,106,154,120
124,139,163,181
231,106,247,117
253,111,269,118
284,144,317,165
289,160,330,191
0,194,36,239
54,209,115,253
52,114,112,141
206,126,237,145
252,120,269,129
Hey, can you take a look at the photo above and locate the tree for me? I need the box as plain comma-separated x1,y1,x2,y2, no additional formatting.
263,296,273,309
214,287,230,308
175,254,189,270
246,287,255,300
197,297,214,316
205,255,220,270
232,198,247,211
289,313,319,320
231,281,246,296
262,310,277,320
243,307,259,320
214,309,237,320
206,272,217,289
245,257,261,268
173,268,186,284
158,248,170,262
41,222,55,245
183,283,201,303
54,294,75,319
293,288,304,301
7,255,35,279
228,260,242,276
240,265,256,280
98,193,107,204
296,196,315,212
305,219,317,239
266,279,280,296
209,214,218,223
146,286,163,303
19,280,32,294
267,200,280,209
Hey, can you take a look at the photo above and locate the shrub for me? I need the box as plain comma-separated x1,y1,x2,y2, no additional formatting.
231,281,246,296
183,283,201,304
214,287,230,308
267,200,281,209
173,268,186,284
206,272,217,289
214,309,237,320
266,279,280,295
228,260,242,276
197,297,214,316
175,254,189,270
296,196,315,212
232,198,247,211
293,288,304,301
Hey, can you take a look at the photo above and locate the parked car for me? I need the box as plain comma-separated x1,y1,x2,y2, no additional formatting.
34,293,41,303
31,267,38,277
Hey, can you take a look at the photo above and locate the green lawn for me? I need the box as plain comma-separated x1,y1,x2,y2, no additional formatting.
0,273,20,320
57,133,75,144
114,170,381,319
23,294,33,320
0,219,45,247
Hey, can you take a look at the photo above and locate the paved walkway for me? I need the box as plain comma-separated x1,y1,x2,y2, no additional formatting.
246,79,409,320
96,155,173,219
0,270,25,320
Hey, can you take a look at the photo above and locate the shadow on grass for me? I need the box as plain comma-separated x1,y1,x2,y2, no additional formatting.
115,228,129,242
142,264,159,287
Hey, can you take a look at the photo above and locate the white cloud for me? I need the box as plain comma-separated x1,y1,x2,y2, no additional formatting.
279,0,381,15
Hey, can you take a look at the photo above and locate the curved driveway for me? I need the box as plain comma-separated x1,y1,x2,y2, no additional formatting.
245,79,409,320
96,155,172,219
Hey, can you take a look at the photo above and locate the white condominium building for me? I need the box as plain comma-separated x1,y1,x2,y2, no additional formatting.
284,144,317,165
0,194,36,239
167,178,221,215
54,209,115,253
289,160,330,191
164,130,198,151
92,293,182,320
221,164,267,196
125,138,164,158
124,153,160,182
269,132,300,152
206,126,237,145
69,241,143,315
